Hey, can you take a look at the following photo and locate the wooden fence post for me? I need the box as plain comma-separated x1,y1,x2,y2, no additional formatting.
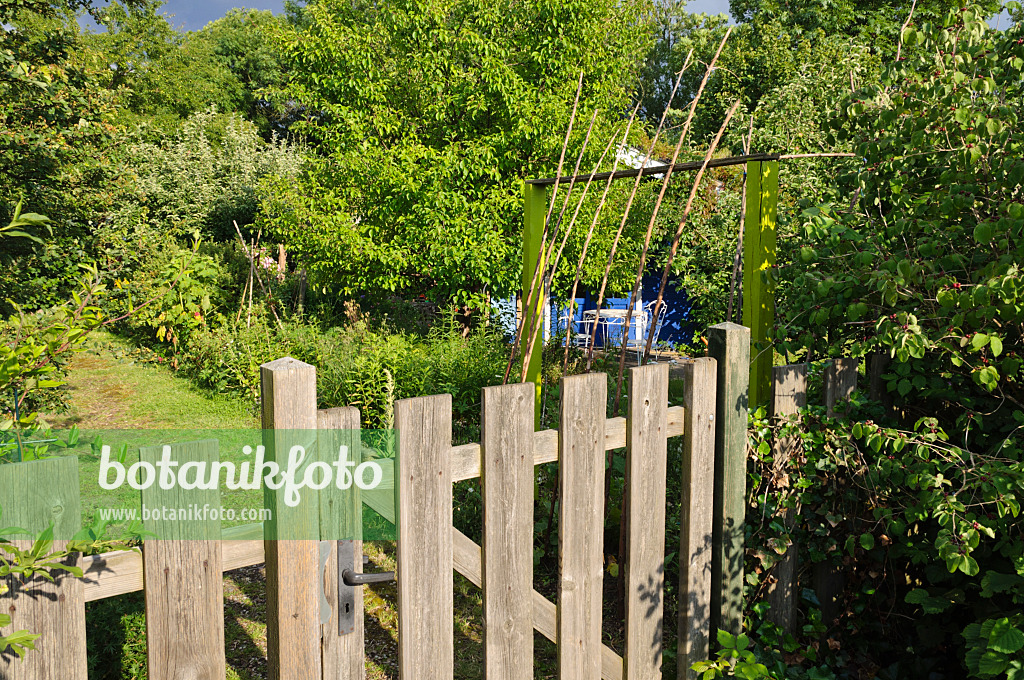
825,358,858,418
765,365,807,633
318,407,364,680
677,358,718,680
707,322,749,640
817,358,858,622
0,457,86,680
395,394,453,680
558,372,607,680
623,364,669,680
260,357,322,680
140,439,224,680
481,383,535,680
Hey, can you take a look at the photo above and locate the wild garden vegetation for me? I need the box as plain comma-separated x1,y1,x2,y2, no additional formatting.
2,0,1023,677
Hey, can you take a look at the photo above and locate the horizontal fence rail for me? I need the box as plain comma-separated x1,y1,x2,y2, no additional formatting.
76,406,687,603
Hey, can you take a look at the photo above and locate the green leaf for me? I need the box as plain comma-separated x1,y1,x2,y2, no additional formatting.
981,571,1024,597
736,633,749,651
989,620,1024,654
978,651,1009,676
898,379,912,397
989,336,1003,357
859,533,875,550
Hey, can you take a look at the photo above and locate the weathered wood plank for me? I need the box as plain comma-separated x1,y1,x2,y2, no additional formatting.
260,356,321,680
79,402,692,607
481,383,534,680
558,372,606,680
318,407,364,680
766,364,806,633
0,456,85,680
140,439,224,680
817,358,857,624
707,322,750,639
825,357,859,417
451,527,624,680
395,394,453,680
623,364,670,680
677,357,718,680
83,525,264,602
450,407,685,483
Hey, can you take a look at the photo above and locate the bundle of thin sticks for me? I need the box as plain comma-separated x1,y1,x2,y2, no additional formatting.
506,29,743,417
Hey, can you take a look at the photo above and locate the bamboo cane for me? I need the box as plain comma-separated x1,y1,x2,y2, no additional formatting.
518,110,601,382
641,100,742,368
562,106,639,374
502,71,585,384
727,115,754,323
606,32,733,411
583,53,693,369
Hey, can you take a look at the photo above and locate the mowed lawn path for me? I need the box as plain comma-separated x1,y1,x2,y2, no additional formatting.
51,333,277,680
46,331,256,431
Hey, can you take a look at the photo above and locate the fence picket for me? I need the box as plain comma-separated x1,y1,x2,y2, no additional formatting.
825,358,858,417
558,372,606,680
396,394,454,680
707,322,750,638
766,364,807,633
318,407,364,680
260,357,322,680
0,457,86,680
481,383,534,680
819,358,858,621
623,364,670,680
140,439,224,680
677,357,718,680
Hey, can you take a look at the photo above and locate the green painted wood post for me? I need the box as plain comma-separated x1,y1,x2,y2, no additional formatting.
523,181,546,429
708,322,750,640
741,161,779,408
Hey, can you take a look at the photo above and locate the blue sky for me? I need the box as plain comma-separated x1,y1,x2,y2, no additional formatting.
147,0,733,32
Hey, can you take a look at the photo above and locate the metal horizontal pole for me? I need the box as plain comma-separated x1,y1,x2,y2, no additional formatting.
526,152,781,187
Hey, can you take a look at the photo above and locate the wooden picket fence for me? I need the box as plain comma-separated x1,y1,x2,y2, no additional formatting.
0,322,753,680
761,354,876,633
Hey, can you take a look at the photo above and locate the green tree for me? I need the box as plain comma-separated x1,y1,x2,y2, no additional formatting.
262,0,653,310
730,0,1003,53
88,0,244,129
0,3,118,220
194,9,288,134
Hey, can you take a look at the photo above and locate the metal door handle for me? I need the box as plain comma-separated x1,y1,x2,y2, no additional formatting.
342,568,395,586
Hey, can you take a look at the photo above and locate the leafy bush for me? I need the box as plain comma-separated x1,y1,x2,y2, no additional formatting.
780,7,1023,441
116,109,303,241
175,309,509,438
730,386,1023,679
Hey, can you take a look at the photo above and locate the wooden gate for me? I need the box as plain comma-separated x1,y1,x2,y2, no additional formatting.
0,323,750,680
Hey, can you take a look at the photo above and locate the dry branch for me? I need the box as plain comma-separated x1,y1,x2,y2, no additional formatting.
641,100,743,368
583,53,693,369
502,71,585,384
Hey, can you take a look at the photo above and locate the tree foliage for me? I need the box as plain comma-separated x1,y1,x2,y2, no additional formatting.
782,7,1023,442
263,0,653,309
